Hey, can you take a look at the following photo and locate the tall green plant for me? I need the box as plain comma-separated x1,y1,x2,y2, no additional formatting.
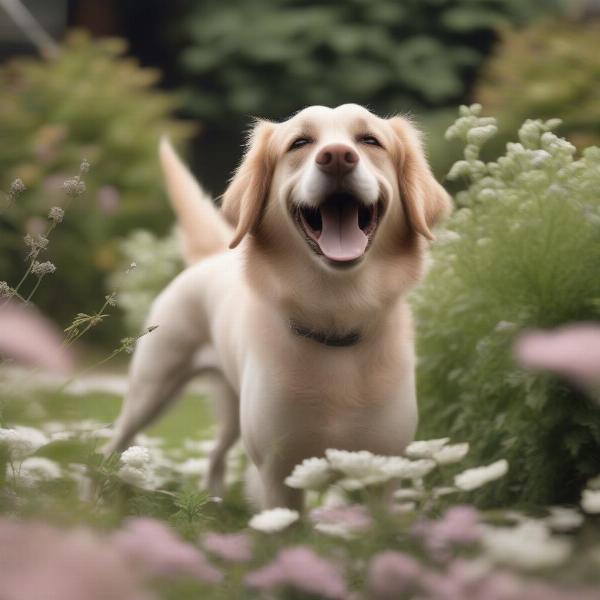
414,105,600,507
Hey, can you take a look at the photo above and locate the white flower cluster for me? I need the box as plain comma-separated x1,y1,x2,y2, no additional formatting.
0,426,49,461
249,508,299,533
454,459,508,491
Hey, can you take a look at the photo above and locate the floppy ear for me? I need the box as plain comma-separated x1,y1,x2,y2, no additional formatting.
221,120,276,248
387,116,452,241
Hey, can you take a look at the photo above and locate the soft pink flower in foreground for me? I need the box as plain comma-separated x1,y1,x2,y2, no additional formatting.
515,324,600,386
0,518,151,600
311,504,372,538
414,505,480,559
112,518,222,583
202,531,253,563
0,301,73,372
367,550,421,598
245,546,347,599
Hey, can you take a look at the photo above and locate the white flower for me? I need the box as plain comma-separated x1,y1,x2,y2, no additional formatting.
454,459,508,491
482,521,571,569
393,488,424,501
249,508,299,533
174,457,209,476
12,457,62,484
325,449,389,485
0,427,48,460
286,457,332,490
405,438,449,459
432,443,470,465
383,457,436,480
546,507,584,532
120,445,151,468
117,464,148,487
581,489,600,514
432,486,459,498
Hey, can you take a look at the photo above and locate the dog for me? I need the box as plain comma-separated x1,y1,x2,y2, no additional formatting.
104,104,451,509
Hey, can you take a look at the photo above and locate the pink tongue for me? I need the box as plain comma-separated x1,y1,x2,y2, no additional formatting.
317,202,368,262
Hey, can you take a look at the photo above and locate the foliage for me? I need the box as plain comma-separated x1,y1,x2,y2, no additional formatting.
414,105,600,507
180,0,561,124
109,229,183,333
0,31,192,343
476,18,600,149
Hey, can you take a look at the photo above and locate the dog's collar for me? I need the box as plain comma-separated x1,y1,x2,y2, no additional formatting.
289,319,361,347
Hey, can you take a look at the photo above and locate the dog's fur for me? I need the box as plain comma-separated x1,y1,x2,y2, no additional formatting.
105,104,451,509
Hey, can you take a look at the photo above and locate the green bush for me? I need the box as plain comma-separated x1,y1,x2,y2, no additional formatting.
476,19,600,149
0,31,192,343
180,0,560,124
414,105,600,507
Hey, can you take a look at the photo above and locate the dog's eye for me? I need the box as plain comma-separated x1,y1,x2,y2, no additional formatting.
289,137,313,151
358,134,382,148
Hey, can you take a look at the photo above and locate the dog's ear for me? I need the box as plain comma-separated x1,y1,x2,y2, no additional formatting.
221,120,276,248
387,116,452,241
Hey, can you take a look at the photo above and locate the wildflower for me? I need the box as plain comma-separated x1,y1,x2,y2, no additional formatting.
63,177,86,197
285,457,333,490
105,293,117,307
31,261,56,276
48,206,64,223
581,489,600,514
405,438,449,459
9,178,26,197
249,507,299,533
12,457,61,484
203,532,253,563
383,457,436,480
367,551,421,598
466,124,498,146
245,546,347,599
117,465,148,488
325,449,390,485
393,488,424,501
126,262,137,273
454,459,508,491
481,520,571,569
80,158,90,173
310,504,371,539
432,443,469,465
0,426,49,460
0,281,12,297
112,518,222,583
24,233,48,254
120,446,151,469
546,507,584,532
174,457,209,476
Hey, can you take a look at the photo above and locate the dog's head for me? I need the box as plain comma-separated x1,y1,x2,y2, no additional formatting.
222,104,450,273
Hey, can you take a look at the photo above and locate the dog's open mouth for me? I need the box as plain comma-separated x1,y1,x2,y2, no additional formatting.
294,193,381,265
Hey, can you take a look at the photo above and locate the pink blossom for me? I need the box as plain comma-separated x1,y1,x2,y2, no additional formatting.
111,518,222,583
0,301,74,373
515,324,600,386
310,504,372,536
202,531,253,563
245,546,347,599
367,550,421,598
0,518,151,600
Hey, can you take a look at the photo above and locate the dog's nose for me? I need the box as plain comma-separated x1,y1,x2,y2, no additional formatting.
315,144,358,175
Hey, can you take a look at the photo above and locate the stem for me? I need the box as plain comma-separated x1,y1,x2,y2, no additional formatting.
25,276,43,303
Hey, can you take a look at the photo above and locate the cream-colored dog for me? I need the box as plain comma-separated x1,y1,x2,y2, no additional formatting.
105,104,450,509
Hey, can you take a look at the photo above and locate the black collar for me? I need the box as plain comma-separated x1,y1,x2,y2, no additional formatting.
289,319,362,347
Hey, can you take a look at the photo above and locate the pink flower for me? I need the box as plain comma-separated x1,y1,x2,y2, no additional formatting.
111,518,222,583
515,324,600,386
414,506,480,559
0,301,74,373
367,551,421,598
245,546,347,599
202,531,253,563
0,518,151,600
310,504,372,538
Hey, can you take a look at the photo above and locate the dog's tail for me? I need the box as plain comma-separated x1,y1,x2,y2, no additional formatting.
159,137,233,265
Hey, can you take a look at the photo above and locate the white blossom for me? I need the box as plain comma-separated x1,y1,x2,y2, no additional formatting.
120,445,151,468
432,443,470,465
393,488,424,501
249,508,299,533
546,507,584,532
325,449,390,485
382,457,436,480
581,489,600,514
174,457,209,476
0,427,48,460
12,457,61,484
285,457,332,490
117,464,148,487
454,459,508,491
405,438,449,459
482,521,571,569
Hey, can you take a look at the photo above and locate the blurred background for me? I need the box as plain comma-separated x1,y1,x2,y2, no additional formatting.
1,0,599,344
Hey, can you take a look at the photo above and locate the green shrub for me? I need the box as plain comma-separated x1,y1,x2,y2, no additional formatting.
414,105,600,507
0,31,192,343
476,19,600,149
180,0,560,124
